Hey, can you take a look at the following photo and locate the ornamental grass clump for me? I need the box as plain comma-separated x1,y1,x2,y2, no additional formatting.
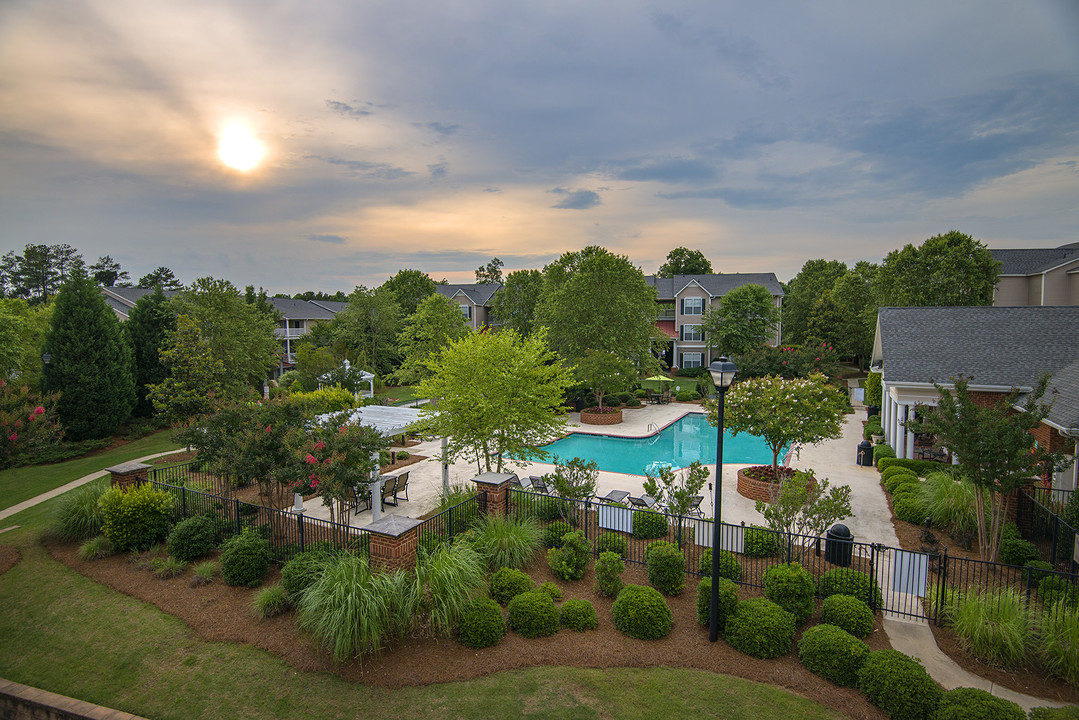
612,584,672,640
697,548,742,582
952,588,1030,668
821,594,875,638
560,598,598,631
77,535,113,561
547,529,589,581
252,583,290,620
220,527,271,587
921,471,985,538
507,590,560,638
456,597,505,649
933,687,1025,720
53,479,108,543
489,567,537,606
763,562,815,624
696,576,738,629
797,623,869,687
818,568,883,609
150,555,188,579
415,541,487,637
1038,600,1079,687
645,540,686,595
593,551,625,598
723,598,796,659
191,560,218,586
469,514,541,570
857,649,942,720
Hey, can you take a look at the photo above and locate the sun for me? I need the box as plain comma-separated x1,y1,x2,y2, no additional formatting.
217,121,265,172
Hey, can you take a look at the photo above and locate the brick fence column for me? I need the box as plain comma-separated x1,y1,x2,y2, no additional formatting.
472,471,519,517
362,515,422,572
104,461,152,491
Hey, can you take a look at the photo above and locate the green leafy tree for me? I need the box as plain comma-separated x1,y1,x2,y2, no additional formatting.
125,286,176,417
781,259,848,345
701,283,780,357
756,470,853,560
381,269,436,317
548,457,600,523
475,257,504,284
0,298,52,387
148,314,225,426
10,243,84,303
574,350,636,410
0,251,19,297
332,286,402,376
913,375,1067,562
878,230,1001,307
43,267,136,439
803,290,844,348
656,247,713,277
291,290,347,302
290,342,339,391
490,269,544,335
392,293,471,385
417,327,574,473
138,266,183,290
643,461,709,516
708,373,847,479
829,262,879,368
89,255,130,286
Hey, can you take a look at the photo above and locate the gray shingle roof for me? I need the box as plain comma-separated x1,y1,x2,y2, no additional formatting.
435,283,502,305
645,273,784,300
268,297,338,320
991,243,1079,275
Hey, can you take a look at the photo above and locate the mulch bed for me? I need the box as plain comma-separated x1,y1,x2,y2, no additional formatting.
46,536,890,719
0,545,20,575
148,451,198,465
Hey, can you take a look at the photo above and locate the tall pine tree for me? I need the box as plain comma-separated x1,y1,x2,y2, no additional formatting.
44,266,136,440
125,286,176,417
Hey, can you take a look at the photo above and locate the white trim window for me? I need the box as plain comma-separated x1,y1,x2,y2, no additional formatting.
680,352,703,369
680,324,703,342
681,297,705,315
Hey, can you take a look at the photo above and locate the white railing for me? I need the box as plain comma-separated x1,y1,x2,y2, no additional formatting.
274,328,307,339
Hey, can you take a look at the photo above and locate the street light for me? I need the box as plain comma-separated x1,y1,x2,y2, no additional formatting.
41,353,52,395
708,356,736,643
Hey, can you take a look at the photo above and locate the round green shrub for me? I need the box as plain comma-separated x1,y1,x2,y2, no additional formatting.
881,465,914,483
696,576,739,628
999,538,1040,567
594,551,625,598
1024,560,1055,585
166,515,217,563
675,390,694,402
763,562,816,624
818,568,883,609
723,598,796,659
932,687,1025,720
595,531,627,558
743,524,779,558
560,598,598,631
542,520,574,548
1029,708,1079,720
894,495,929,525
547,529,589,581
645,541,686,595
625,398,642,408
864,420,884,441
1038,575,1078,607
280,549,331,601
612,584,672,640
885,474,920,495
98,484,175,552
489,567,537,605
507,590,560,638
890,477,923,496
539,581,563,601
873,444,896,464
798,623,869,687
220,527,271,587
821,594,875,638
1001,523,1022,541
457,596,506,649
858,649,942,720
697,548,742,582
635,388,649,399
632,510,669,540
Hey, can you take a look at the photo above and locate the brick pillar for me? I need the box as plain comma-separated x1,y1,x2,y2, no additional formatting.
105,461,152,491
472,471,519,517
363,515,422,571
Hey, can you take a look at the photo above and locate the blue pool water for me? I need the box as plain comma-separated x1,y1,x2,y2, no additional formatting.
537,413,782,476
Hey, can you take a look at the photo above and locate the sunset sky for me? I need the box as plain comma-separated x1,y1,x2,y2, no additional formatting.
2,1,1077,294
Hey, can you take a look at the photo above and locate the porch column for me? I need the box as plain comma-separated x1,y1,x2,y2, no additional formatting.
904,406,916,460
890,396,901,454
881,385,891,444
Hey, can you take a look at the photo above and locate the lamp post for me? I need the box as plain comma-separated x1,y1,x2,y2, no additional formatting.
41,353,52,396
708,356,736,643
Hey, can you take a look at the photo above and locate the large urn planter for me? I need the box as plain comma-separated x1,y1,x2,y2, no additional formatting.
580,408,623,425
736,466,816,503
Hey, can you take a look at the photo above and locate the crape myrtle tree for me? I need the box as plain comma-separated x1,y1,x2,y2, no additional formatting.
417,327,574,474
490,269,544,336
43,265,136,440
381,268,436,317
125,286,176,417
392,293,471,385
700,283,780,357
656,247,713,277
913,375,1068,562
877,231,1000,308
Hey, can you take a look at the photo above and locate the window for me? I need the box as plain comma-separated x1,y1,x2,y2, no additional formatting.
680,324,703,342
459,304,472,320
681,297,704,315
680,352,703,369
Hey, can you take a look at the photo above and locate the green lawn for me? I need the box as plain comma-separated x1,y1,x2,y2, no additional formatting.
0,431,183,511
382,385,418,404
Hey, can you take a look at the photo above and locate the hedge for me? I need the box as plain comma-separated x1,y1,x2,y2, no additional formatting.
877,457,944,477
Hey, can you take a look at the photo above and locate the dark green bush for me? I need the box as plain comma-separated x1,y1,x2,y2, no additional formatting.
675,390,694,402
489,567,537,605
864,420,883,441
457,597,506,649
632,510,669,540
999,538,1040,567
280,548,332,601
1029,707,1079,720
884,471,919,493
821,594,875,638
798,623,869,687
764,562,816,624
98,484,175,552
876,457,940,476
873,444,896,464
560,598,598,631
1001,523,1021,541
507,590,560,638
542,520,574,548
696,576,739,628
932,687,1024,720
625,398,642,408
1038,575,1078,607
595,531,627,558
635,388,649,399
1024,560,1055,585
612,584,672,640
547,530,589,581
166,515,218,563
894,495,929,525
881,465,917,484
220,527,271,587
594,551,625,598
818,568,883,609
535,582,561,602
743,525,779,558
645,541,686,595
858,649,942,720
616,391,634,404
723,598,796,659
697,548,742,581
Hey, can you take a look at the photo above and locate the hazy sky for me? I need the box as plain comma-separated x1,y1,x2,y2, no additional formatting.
2,1,1078,294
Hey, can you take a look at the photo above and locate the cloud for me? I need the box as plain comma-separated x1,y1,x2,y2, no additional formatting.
306,155,413,180
428,161,448,179
325,100,373,118
307,234,346,244
425,121,459,136
608,156,718,184
549,187,601,210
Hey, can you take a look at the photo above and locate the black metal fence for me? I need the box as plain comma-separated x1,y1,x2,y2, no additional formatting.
416,493,485,553
1017,488,1079,573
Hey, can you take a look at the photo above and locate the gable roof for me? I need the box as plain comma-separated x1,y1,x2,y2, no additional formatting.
645,273,784,300
435,283,502,305
991,242,1079,276
268,297,337,320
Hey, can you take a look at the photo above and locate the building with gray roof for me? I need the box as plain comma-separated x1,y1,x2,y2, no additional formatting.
992,242,1079,306
434,283,502,330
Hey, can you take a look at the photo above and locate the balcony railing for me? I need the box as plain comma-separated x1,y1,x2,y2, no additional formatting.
274,328,307,339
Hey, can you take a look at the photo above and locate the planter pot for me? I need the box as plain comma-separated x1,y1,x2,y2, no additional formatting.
736,467,815,504
871,434,884,445
580,408,623,425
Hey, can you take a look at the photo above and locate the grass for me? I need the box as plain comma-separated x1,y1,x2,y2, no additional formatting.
252,583,290,620
952,588,1031,668
0,430,183,511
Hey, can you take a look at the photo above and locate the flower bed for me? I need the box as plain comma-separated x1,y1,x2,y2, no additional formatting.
737,466,814,504
580,408,623,425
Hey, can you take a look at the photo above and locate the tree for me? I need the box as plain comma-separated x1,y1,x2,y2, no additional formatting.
475,257,504,284
392,293,471,385
535,246,658,368
138,266,183,290
291,290,347,302
877,231,1000,307
125,286,176,417
829,262,879,368
490,269,544,335
656,247,713,277
913,375,1067,562
548,457,600,522
1,252,21,297
149,314,225,425
289,342,339,391
43,266,136,439
0,379,62,470
89,256,130,287
0,298,52,387
332,286,402,376
416,327,574,473
8,243,84,303
803,290,844,348
781,259,848,345
381,269,436,317
701,283,780,357
755,471,853,561
575,350,636,410
707,373,847,479
643,461,709,516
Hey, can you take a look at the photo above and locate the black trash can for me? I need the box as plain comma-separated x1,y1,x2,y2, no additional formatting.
866,405,880,418
825,523,854,567
856,440,873,467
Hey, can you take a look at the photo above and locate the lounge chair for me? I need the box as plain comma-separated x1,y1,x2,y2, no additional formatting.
530,475,549,494
684,495,704,517
519,475,534,490
628,494,658,510
595,489,630,504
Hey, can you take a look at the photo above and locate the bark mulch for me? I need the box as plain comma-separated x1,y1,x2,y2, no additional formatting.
46,537,890,719
0,545,19,576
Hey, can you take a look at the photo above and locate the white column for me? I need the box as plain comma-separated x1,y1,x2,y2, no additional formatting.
897,405,911,459
890,396,901,454
904,407,916,460
881,386,891,443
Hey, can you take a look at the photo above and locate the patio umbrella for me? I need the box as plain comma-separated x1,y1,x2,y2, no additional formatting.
641,375,673,390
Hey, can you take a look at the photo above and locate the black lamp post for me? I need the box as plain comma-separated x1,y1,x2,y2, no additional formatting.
41,353,52,395
708,356,736,642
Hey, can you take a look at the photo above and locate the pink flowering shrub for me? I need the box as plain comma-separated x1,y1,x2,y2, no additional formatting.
0,379,63,469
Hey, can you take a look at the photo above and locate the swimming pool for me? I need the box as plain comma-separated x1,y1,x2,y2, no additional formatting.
536,412,783,476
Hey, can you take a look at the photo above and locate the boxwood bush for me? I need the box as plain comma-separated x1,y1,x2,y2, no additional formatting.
645,541,686,595
489,567,537,605
1029,708,1079,720
999,538,1040,567
894,495,929,525
873,444,896,464
220,527,271,587
763,562,816,624
743,524,779,558
507,590,560,638
280,548,332,602
166,515,218,563
821,594,875,638
881,465,917,484
542,520,574,548
612,584,673,640
632,510,669,540
538,581,563,601
98,484,175,552
857,649,942,720
697,548,742,582
696,576,739,628
798,623,869,687
594,550,625,598
884,472,920,494
595,531,627,558
457,596,506,649
547,529,589,581
933,687,1025,720
876,457,940,476
560,598,598,631
724,598,796,659
1039,575,1079,607
818,568,883,609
